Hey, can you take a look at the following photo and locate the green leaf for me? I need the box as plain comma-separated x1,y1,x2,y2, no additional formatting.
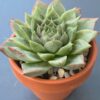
41,30,50,44
43,24,50,32
20,26,31,40
10,20,24,26
64,55,85,69
1,47,41,63
32,0,47,16
29,40,46,52
76,29,98,42
60,32,68,45
12,23,23,37
56,42,73,56
1,38,16,47
46,5,59,19
60,8,80,22
31,0,47,32
22,62,51,77
37,53,55,61
44,40,63,53
66,17,80,42
67,26,77,42
0,47,19,60
9,37,31,51
25,13,32,27
48,19,56,27
78,18,98,30
52,0,65,15
58,22,65,33
31,16,37,32
36,25,42,37
48,56,67,67
66,16,80,27
31,1,47,30
72,39,91,55
31,31,42,44
13,22,31,40
51,32,61,40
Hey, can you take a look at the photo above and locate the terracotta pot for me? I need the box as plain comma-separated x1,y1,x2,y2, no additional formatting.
8,40,97,100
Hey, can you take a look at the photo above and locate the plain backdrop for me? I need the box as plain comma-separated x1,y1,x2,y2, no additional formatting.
0,0,100,100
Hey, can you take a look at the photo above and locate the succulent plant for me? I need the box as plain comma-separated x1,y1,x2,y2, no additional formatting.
0,0,98,77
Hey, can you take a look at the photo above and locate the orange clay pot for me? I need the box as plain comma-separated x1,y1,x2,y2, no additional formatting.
8,40,97,100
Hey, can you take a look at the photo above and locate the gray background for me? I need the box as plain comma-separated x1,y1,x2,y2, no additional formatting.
0,0,100,100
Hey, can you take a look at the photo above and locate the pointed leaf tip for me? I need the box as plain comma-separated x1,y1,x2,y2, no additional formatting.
48,56,67,67
22,62,51,77
64,55,85,70
76,29,98,42
78,18,98,30
44,40,63,53
29,40,46,53
25,13,32,27
56,42,73,56
37,53,55,61
72,39,91,55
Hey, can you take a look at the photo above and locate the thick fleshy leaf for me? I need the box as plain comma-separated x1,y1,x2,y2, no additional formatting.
58,22,65,33
43,24,50,32
20,26,31,40
64,55,85,69
3,40,15,47
60,8,80,22
13,22,31,40
67,26,77,41
32,1,46,23
10,20,24,29
56,42,73,56
66,17,80,42
14,20,24,25
78,18,98,30
48,19,56,27
31,17,38,32
9,37,31,51
37,25,42,37
52,0,65,15
48,56,67,67
31,0,47,31
31,15,42,24
51,32,61,40
76,29,98,42
72,39,91,55
45,1,52,13
0,37,16,47
0,47,19,60
46,5,59,19
32,0,47,15
37,53,55,61
44,40,63,53
22,62,51,77
31,31,42,44
1,47,41,63
0,36,17,52
41,30,50,44
25,13,32,27
66,16,80,27
29,40,46,52
60,32,68,45
12,22,23,37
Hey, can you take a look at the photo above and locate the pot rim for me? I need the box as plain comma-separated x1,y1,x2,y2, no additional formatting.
9,40,98,84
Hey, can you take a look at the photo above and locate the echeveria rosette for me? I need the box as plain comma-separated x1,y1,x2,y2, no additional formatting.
0,0,98,77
